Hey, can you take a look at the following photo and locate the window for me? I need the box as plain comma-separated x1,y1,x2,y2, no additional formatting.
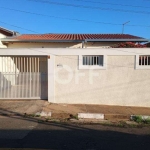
136,55,150,69
79,55,106,69
139,55,150,66
83,55,103,66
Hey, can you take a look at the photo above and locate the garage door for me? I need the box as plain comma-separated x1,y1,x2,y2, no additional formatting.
0,56,48,99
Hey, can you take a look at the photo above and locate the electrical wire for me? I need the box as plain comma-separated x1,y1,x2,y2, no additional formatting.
0,21,38,33
74,0,150,9
0,6,150,28
29,0,150,15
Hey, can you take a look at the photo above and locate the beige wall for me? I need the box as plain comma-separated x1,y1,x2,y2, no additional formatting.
0,33,6,38
85,42,119,48
7,42,82,48
6,41,120,48
1,48,150,106
55,55,150,107
0,33,7,48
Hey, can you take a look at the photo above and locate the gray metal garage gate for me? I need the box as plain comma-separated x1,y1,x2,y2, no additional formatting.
0,56,48,99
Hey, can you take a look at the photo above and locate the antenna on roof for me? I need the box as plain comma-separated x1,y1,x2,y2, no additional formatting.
122,21,130,34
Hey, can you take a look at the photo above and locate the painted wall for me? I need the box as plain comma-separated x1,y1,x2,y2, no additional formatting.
7,42,83,48
6,41,121,48
55,55,150,107
1,48,150,107
0,33,6,38
0,33,7,48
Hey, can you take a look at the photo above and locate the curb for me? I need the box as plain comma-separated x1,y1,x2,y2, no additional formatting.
78,113,104,119
36,111,52,117
34,112,150,121
78,113,130,120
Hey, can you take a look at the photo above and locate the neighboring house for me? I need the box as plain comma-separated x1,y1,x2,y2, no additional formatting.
0,28,150,107
0,27,19,48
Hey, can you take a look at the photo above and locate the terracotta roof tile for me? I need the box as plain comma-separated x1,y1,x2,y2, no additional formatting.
13,33,144,41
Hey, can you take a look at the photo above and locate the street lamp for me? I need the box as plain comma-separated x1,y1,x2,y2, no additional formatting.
122,21,130,34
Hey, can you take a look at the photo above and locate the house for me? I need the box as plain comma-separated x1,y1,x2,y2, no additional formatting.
0,27,19,48
0,27,150,107
0,27,19,38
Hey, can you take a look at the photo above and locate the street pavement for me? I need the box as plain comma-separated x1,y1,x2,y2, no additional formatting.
0,116,150,150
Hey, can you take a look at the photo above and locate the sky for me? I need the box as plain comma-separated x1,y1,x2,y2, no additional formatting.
0,0,150,39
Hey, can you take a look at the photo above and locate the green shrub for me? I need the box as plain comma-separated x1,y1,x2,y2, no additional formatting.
143,118,150,124
133,115,150,124
132,116,143,123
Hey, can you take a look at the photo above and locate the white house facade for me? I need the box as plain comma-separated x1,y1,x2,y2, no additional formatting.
0,28,150,107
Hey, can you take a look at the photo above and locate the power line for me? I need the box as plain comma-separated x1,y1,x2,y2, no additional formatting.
29,0,150,15
0,6,121,26
0,21,38,33
0,22,149,57
74,0,150,9
0,6,150,28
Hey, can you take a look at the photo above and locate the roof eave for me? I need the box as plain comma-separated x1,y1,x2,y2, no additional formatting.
1,38,149,43
0,27,15,36
0,27,14,34
85,39,149,42
1,39,83,43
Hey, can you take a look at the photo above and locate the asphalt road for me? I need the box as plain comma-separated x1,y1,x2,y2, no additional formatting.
0,116,150,150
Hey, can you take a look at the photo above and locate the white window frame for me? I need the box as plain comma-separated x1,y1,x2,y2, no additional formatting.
79,55,107,70
135,55,150,69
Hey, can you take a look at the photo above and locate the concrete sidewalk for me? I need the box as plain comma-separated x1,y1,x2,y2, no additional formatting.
0,100,150,120
0,100,48,116
43,103,150,120
43,103,150,115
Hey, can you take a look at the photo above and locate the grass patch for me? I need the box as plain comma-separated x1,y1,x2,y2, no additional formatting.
143,118,150,124
132,115,150,124
70,114,78,120
38,120,44,123
24,113,41,118
132,116,143,123
45,117,51,122
35,114,41,117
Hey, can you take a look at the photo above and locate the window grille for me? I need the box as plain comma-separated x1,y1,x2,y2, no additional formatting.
83,55,103,66
139,56,150,66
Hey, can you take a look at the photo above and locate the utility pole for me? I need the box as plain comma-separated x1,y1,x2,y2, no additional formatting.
122,21,130,34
